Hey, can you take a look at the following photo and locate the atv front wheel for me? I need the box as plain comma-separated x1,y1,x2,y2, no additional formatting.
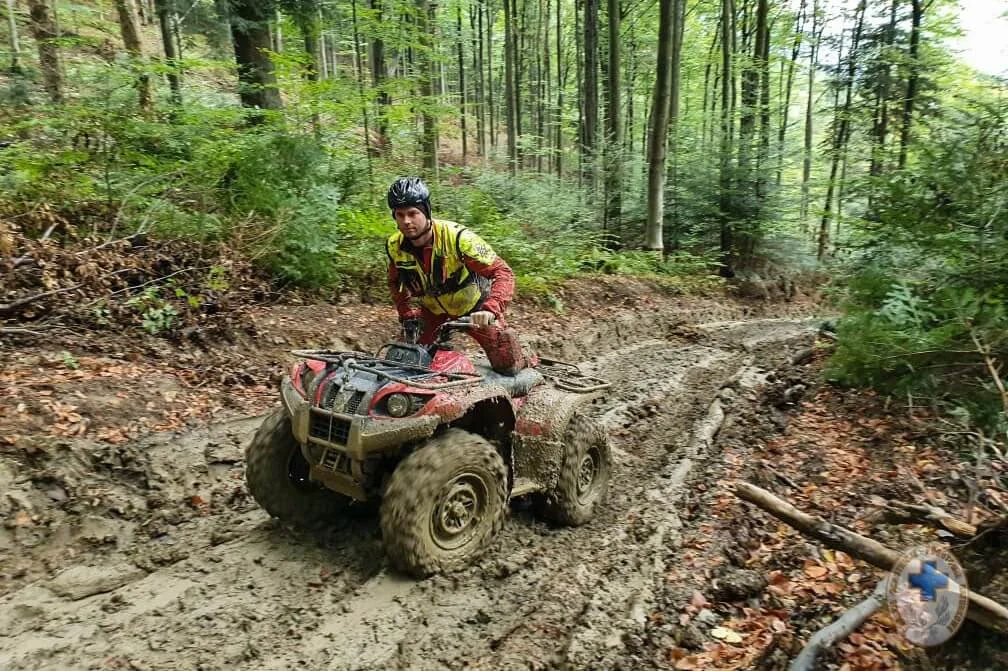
380,429,508,577
540,412,611,526
245,407,351,527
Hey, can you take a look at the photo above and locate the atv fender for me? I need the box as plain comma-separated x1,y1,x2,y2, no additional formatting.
512,385,599,492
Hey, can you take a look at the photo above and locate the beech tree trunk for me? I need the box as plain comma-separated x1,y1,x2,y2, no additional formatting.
718,0,734,275
776,0,805,187
581,0,599,193
457,5,468,161
154,0,181,105
603,0,622,242
417,0,438,178
6,0,21,72
502,0,519,172
799,0,821,227
643,0,678,251
898,0,922,169
27,0,63,104
229,0,283,114
370,0,390,151
818,0,865,260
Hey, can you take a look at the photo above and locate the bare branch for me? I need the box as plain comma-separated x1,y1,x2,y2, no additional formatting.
790,581,887,671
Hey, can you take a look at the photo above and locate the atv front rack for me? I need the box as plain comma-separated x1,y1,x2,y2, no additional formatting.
536,358,612,393
290,349,484,391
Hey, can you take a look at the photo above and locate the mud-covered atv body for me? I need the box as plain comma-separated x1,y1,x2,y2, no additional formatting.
246,319,612,576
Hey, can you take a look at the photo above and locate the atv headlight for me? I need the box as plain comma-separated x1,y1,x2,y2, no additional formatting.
386,393,412,418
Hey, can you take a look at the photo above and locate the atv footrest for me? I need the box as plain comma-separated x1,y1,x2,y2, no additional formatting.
536,358,611,393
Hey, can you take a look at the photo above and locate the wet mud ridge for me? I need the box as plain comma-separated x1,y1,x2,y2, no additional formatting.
0,314,821,670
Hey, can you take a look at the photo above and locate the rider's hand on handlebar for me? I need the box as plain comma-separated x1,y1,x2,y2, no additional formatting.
469,311,496,327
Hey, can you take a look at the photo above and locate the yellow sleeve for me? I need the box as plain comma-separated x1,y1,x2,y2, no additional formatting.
457,229,498,266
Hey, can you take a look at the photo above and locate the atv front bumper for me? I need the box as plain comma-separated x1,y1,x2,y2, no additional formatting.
280,376,440,461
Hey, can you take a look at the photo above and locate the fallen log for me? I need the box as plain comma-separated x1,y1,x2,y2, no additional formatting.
789,581,887,671
877,500,977,538
730,481,1008,635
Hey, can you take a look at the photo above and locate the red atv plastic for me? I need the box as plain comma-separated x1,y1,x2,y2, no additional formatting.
245,318,612,577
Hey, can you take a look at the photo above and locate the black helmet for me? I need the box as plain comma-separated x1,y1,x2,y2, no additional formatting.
387,177,431,220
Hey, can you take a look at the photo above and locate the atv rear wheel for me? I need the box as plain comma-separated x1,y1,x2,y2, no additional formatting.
381,429,508,577
540,412,611,526
245,406,351,527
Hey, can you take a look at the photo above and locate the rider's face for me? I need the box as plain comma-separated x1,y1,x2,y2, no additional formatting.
394,207,430,240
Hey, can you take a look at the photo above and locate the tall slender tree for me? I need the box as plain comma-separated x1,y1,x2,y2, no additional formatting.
26,0,63,104
6,0,21,72
819,0,865,259
370,0,391,150
776,0,805,186
898,0,922,169
503,0,519,172
719,0,735,275
416,0,438,177
799,0,822,226
115,0,152,112
154,0,182,104
229,0,283,113
603,0,621,240
582,0,599,194
643,0,679,251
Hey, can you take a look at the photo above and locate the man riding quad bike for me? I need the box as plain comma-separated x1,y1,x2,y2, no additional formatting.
245,318,612,576
245,178,612,576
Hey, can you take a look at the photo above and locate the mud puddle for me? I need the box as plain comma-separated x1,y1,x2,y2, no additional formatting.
0,316,820,670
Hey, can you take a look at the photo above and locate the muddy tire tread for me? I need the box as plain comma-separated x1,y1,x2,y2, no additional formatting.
542,412,612,526
245,406,350,527
380,429,508,577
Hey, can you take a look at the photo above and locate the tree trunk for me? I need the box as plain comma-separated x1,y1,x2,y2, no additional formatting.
229,0,282,114
486,2,495,149
754,0,770,201
799,0,820,228
457,4,468,161
471,4,485,158
898,0,921,169
296,9,321,138
370,0,390,151
818,0,864,261
273,8,283,52
502,0,518,172
555,0,563,177
27,0,63,104
776,0,805,187
154,0,181,105
582,0,599,195
417,0,438,178
870,0,897,179
543,0,551,172
701,29,719,152
351,0,374,181
718,0,734,276
644,0,678,251
665,0,685,248
6,0,21,72
604,0,621,243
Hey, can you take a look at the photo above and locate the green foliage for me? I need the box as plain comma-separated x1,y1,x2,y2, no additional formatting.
827,95,1008,435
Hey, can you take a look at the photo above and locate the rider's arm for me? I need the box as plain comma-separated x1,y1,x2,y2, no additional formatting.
387,263,419,320
464,255,515,321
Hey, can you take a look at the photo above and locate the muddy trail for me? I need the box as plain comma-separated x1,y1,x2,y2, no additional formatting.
0,311,821,671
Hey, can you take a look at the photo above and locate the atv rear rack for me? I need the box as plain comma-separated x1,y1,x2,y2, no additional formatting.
536,358,612,393
290,349,484,390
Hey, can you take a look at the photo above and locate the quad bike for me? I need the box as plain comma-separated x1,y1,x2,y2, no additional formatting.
245,316,612,577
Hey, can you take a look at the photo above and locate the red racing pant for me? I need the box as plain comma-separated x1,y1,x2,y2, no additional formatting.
415,307,527,375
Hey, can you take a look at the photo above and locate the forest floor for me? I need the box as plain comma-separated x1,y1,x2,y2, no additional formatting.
2,237,1007,669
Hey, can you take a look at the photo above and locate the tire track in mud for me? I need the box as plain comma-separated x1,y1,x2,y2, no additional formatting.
0,318,819,671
